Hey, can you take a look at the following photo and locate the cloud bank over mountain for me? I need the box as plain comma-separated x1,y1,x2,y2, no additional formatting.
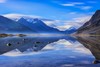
3,13,91,31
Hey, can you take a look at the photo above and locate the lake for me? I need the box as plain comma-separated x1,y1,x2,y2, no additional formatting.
0,35,100,67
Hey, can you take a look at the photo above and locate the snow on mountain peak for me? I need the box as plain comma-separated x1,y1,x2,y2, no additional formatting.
3,14,41,21
3,13,77,32
67,26,77,30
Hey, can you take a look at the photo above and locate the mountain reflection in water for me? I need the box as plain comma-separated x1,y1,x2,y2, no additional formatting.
76,36,100,64
0,36,76,54
0,35,100,67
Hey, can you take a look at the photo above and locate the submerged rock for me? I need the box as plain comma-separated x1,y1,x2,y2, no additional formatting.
6,43,12,46
93,60,100,64
35,42,41,44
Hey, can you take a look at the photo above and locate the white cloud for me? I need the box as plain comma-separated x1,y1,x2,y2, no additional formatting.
72,16,91,23
56,25,72,31
79,6,92,10
61,2,84,6
3,13,92,31
0,0,6,3
69,12,77,14
63,15,91,28
43,20,72,31
61,2,92,10
61,4,75,6
3,13,42,21
3,13,41,18
43,15,91,31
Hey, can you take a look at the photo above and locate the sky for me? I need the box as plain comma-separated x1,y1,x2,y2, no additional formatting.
0,0,100,30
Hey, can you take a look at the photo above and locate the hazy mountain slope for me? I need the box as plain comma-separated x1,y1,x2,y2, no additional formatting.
77,10,100,35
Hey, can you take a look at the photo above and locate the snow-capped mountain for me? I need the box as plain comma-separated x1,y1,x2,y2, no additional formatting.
17,18,62,33
64,27,77,34
0,15,34,33
3,14,53,22
3,14,42,21
3,14,58,28
3,14,62,33
3,14,77,34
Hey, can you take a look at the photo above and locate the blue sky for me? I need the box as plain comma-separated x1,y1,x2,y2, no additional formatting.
0,0,100,30
0,0,100,20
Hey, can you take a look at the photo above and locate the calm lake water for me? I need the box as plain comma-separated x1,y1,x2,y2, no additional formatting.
0,35,100,67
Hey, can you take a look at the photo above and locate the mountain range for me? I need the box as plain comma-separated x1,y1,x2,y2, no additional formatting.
0,14,77,34
0,15,34,33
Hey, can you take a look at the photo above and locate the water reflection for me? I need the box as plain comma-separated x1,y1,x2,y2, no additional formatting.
0,36,76,54
76,36,100,64
0,35,100,67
